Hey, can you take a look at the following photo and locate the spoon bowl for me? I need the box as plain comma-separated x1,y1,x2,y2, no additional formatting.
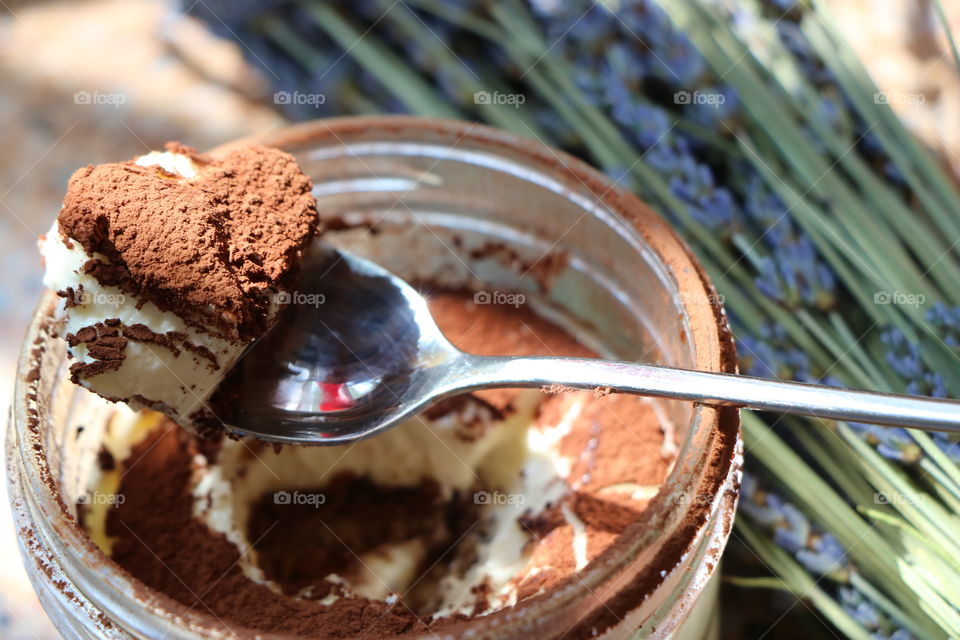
228,247,467,444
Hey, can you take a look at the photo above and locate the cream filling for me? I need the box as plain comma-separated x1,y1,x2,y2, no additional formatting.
134,150,200,177
189,388,577,615
80,406,161,554
83,391,674,619
85,393,581,615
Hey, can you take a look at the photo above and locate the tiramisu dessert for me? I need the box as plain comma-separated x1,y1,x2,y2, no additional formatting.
80,293,675,637
42,145,679,637
39,143,317,436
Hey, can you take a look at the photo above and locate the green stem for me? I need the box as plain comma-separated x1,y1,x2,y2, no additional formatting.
735,519,875,640
298,1,461,119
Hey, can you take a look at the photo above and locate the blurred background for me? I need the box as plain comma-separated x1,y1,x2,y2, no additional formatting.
2,1,959,638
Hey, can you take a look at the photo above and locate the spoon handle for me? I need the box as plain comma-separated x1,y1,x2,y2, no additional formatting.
460,355,960,432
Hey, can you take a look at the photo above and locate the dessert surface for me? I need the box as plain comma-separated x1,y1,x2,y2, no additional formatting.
88,290,676,638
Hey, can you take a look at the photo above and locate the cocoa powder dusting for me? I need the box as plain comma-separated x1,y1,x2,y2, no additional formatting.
57,143,318,342
108,422,430,638
425,290,594,413
247,474,478,603
557,393,672,490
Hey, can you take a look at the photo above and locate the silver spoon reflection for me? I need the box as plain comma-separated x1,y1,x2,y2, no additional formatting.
226,248,960,445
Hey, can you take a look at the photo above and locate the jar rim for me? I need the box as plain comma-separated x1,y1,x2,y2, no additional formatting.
12,115,741,639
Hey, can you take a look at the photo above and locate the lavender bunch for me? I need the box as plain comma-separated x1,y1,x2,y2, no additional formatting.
738,473,915,640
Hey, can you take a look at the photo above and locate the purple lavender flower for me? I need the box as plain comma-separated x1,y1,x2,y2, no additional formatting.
797,533,848,578
774,21,833,87
771,503,811,553
742,474,913,636
640,139,741,232
738,474,788,526
754,245,836,310
840,588,914,640
847,423,923,464
741,473,848,580
608,98,673,150
746,179,837,310
925,303,960,349
877,325,958,462
737,322,812,381
881,329,948,397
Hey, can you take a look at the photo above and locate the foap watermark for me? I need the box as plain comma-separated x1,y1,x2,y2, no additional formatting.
74,91,126,108
274,291,326,308
474,290,526,308
874,290,925,309
274,91,326,107
274,490,326,508
674,90,726,107
873,91,926,106
77,492,125,507
474,490,526,507
473,90,526,108
66,289,126,308
874,491,919,506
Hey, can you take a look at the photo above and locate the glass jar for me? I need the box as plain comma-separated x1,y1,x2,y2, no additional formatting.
9,116,741,639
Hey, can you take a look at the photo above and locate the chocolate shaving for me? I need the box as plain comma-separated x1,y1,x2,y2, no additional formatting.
66,322,128,382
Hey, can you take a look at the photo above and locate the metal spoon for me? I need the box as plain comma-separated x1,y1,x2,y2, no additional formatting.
227,247,960,444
